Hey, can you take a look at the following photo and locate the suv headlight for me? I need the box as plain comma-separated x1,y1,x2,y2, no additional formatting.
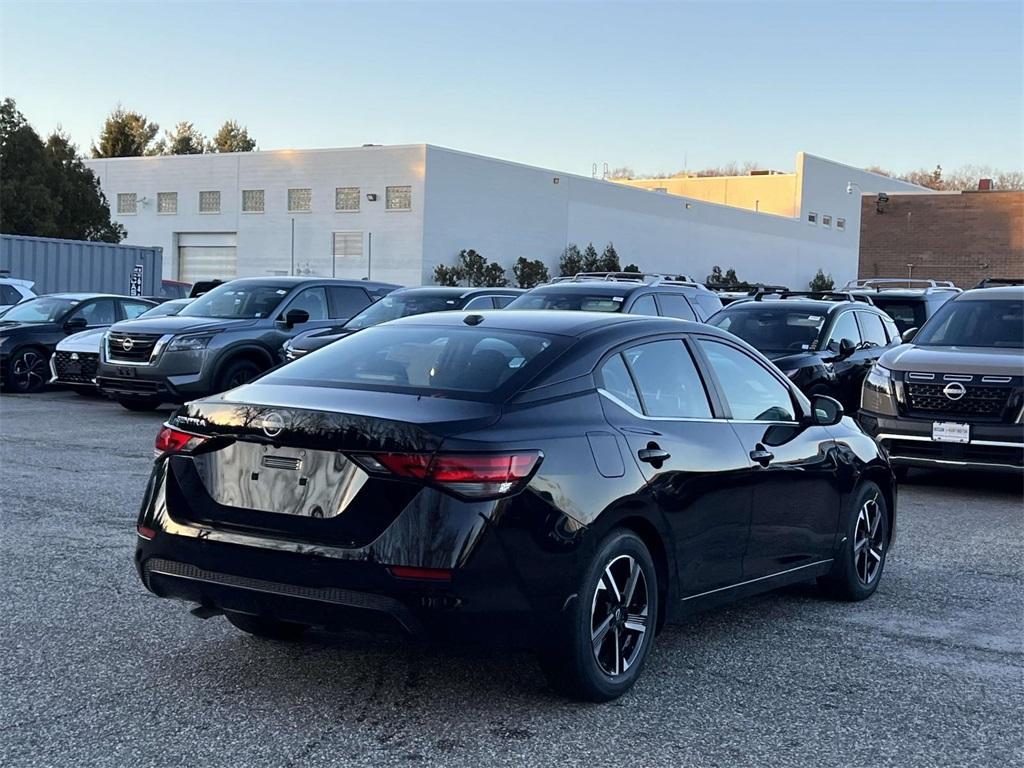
865,363,894,396
168,333,216,352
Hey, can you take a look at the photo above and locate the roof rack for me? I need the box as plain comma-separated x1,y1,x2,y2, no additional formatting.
706,282,790,294
974,277,1024,289
753,290,875,305
843,278,960,294
554,271,702,286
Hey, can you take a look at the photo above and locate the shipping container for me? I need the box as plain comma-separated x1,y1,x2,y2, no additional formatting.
0,234,162,296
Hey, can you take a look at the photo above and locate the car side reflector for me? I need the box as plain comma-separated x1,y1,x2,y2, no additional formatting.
388,566,453,582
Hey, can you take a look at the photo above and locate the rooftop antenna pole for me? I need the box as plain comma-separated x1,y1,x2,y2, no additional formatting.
592,163,597,179
290,218,295,276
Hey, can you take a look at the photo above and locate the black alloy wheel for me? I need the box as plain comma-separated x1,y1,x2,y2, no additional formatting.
5,349,48,393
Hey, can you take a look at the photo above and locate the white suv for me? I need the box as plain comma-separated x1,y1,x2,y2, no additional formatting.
0,278,37,314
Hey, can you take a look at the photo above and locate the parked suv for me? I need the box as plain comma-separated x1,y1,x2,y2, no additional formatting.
843,278,960,335
859,285,1023,475
96,277,399,410
506,272,723,321
0,277,36,313
707,291,902,412
282,286,523,361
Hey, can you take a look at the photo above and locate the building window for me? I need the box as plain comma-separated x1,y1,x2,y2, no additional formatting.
117,193,137,215
242,189,265,213
385,185,412,211
332,231,363,259
157,192,177,214
807,212,817,225
836,217,846,231
199,190,221,214
822,214,832,229
288,188,312,212
335,187,360,212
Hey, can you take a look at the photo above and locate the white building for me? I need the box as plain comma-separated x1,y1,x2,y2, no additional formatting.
86,146,926,289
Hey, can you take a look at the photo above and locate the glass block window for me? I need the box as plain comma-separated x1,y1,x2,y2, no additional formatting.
836,217,846,231
335,187,360,211
157,192,177,214
386,185,412,210
117,193,137,215
288,188,312,212
822,214,832,228
807,212,817,225
242,189,265,213
199,190,221,213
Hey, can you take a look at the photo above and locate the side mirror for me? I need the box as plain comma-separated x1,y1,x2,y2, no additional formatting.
63,317,88,334
283,308,309,328
901,326,918,343
838,337,856,358
810,394,844,426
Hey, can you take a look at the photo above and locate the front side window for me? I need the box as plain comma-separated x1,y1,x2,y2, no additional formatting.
242,189,265,213
622,340,712,419
656,293,697,321
709,308,825,354
857,312,888,347
286,287,329,321
915,298,1023,349
628,294,658,316
157,192,177,214
699,339,796,422
506,291,623,312
117,193,137,215
385,185,412,210
265,326,559,400
68,299,117,326
826,311,862,350
288,188,312,212
179,282,289,319
199,190,221,213
336,187,360,211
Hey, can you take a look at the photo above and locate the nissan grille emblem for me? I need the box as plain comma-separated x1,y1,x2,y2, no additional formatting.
261,412,286,438
942,382,966,401
121,337,135,352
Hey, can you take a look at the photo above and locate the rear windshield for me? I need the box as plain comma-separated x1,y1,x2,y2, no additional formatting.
915,298,1023,348
507,292,624,312
870,298,927,334
709,308,826,353
180,283,288,319
264,325,564,401
344,293,458,330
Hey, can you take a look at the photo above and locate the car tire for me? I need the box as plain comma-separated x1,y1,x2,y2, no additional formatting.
539,529,658,702
117,396,162,412
216,359,262,392
3,347,49,393
74,387,101,397
225,612,308,641
819,480,889,601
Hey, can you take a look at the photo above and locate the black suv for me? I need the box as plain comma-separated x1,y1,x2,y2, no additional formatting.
506,272,723,321
97,277,398,410
707,291,902,412
843,279,960,335
282,286,523,361
0,293,157,393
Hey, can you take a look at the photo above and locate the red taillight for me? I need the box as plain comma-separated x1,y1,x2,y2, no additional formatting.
137,524,157,540
388,565,453,582
154,425,207,457
362,451,542,499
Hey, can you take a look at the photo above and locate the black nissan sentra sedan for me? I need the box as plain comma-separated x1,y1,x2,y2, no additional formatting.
136,310,895,701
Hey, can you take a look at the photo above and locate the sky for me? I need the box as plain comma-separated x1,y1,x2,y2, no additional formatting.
2,0,1021,177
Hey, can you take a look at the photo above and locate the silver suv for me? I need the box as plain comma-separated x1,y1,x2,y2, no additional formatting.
859,285,1023,475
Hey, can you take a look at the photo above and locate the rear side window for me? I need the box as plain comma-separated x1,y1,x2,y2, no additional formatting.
599,354,642,413
492,295,516,309
656,293,697,321
699,339,795,422
0,284,23,304
690,292,724,321
628,294,658,316
121,300,154,319
623,340,712,418
265,325,562,401
328,286,371,319
857,312,888,347
462,295,496,310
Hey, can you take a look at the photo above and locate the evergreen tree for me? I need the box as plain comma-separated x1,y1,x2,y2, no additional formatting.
581,242,601,272
809,269,835,291
92,106,159,157
513,257,550,288
210,120,257,153
559,244,583,277
154,121,206,155
600,242,620,272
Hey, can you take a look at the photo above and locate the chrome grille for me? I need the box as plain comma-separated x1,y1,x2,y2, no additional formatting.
107,331,160,362
52,351,99,384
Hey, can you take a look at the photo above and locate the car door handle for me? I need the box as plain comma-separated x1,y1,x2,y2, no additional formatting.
637,448,671,464
749,447,774,466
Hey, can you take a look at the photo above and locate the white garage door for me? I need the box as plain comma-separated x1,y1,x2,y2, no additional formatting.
178,246,237,283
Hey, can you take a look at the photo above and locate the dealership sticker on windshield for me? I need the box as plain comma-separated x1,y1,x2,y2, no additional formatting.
932,422,970,443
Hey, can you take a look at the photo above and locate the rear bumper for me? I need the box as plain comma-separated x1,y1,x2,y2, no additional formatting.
858,411,1024,472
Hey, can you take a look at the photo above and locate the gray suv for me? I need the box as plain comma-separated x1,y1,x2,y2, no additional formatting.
97,277,398,410
859,285,1023,475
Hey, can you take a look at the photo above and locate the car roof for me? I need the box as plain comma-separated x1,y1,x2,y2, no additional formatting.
221,276,400,290
388,286,522,299
718,298,859,314
44,292,133,300
523,282,650,297
957,285,1024,300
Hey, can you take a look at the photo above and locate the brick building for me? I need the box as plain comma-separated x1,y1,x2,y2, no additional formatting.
858,190,1024,288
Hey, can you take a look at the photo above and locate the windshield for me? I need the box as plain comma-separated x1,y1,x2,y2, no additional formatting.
870,298,927,334
709,308,826,353
139,300,190,319
506,292,624,312
179,283,289,319
914,298,1023,348
266,325,563,401
0,296,78,323
344,293,458,330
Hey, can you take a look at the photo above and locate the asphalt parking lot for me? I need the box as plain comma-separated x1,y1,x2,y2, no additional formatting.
1,390,1021,768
